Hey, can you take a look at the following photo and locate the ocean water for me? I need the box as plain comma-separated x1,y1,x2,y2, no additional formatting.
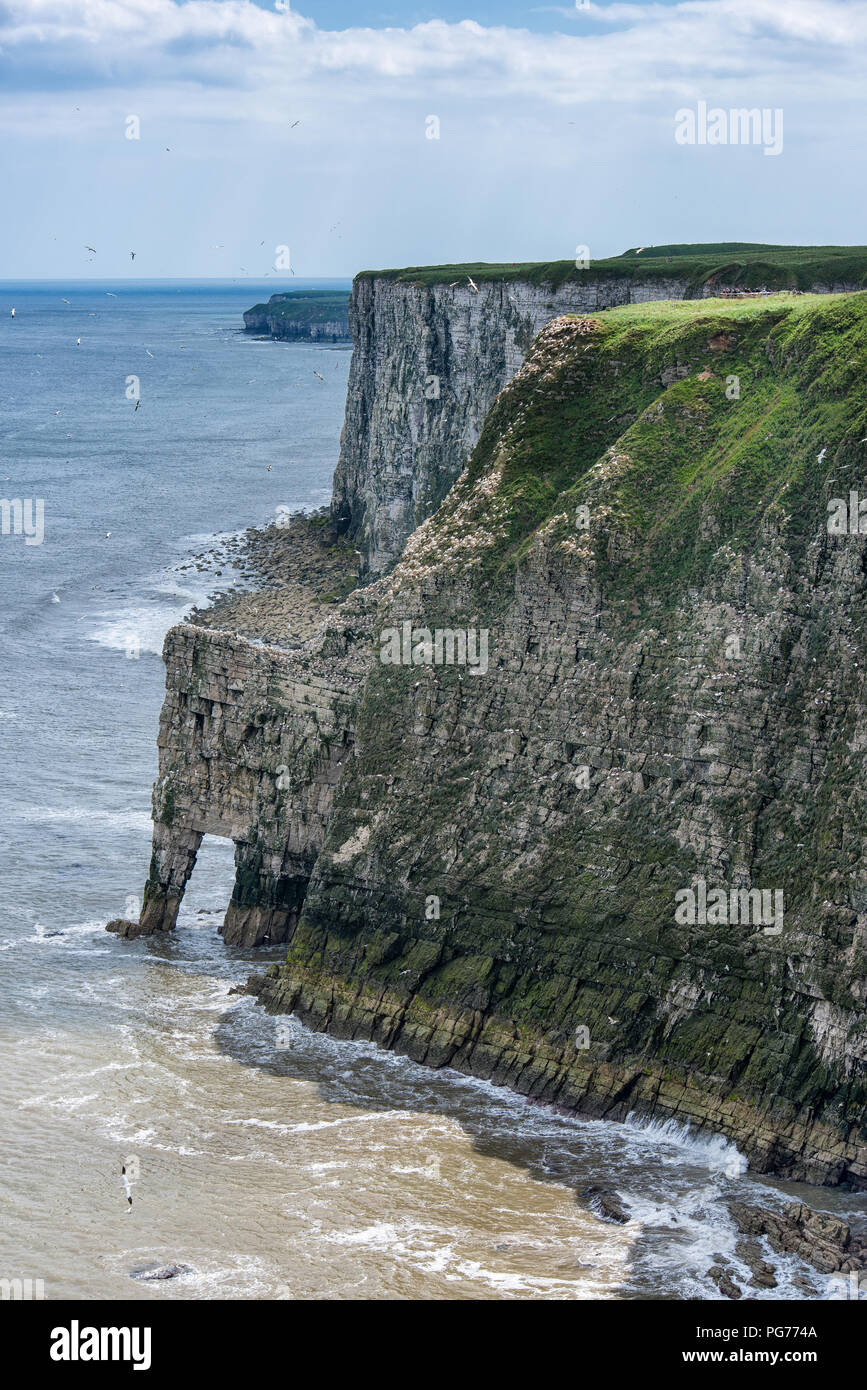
0,281,863,1302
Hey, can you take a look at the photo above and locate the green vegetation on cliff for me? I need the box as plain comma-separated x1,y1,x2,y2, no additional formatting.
355,244,867,293
451,292,867,597
259,287,867,1185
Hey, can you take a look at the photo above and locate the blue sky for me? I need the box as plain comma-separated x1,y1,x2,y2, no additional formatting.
1,1,865,278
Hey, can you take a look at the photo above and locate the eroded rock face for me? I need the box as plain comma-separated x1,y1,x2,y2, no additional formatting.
252,301,867,1187
332,274,699,576
138,614,373,947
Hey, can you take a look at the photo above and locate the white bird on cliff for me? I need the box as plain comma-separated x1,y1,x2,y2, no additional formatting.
817,446,827,463
121,1163,133,1211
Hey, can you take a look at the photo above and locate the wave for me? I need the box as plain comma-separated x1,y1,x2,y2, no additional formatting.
19,806,152,832
85,602,194,657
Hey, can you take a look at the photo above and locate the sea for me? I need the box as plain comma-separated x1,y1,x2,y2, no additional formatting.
0,280,863,1301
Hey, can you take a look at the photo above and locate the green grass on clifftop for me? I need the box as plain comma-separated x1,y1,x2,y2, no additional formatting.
409,290,867,606
356,244,867,293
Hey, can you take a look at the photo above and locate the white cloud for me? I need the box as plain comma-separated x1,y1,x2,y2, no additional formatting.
1,0,866,113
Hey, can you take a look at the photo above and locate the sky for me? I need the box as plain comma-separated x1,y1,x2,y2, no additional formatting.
0,0,865,278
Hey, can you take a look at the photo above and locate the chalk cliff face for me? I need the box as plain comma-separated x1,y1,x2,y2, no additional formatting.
332,272,699,575
137,617,371,946
139,287,867,1186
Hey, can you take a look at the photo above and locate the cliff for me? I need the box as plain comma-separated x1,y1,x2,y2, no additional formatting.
243,290,350,342
138,287,867,1187
332,245,867,575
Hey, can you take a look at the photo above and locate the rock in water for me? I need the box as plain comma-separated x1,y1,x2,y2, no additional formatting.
129,1264,193,1282
105,918,144,937
728,1200,867,1275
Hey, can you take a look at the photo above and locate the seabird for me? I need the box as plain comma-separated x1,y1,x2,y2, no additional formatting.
145,349,155,357
76,337,81,346
817,446,827,463
313,370,324,381
289,120,301,128
61,298,70,304
134,400,141,411
85,245,96,254
105,531,112,538
10,307,14,317
121,1164,133,1211
467,276,479,293
130,251,136,260
607,1016,620,1025
106,292,117,297
267,464,273,471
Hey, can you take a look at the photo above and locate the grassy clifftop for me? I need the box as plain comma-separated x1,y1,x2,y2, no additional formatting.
355,244,867,293
415,291,867,601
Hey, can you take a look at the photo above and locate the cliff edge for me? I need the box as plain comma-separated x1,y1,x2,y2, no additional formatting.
332,244,867,576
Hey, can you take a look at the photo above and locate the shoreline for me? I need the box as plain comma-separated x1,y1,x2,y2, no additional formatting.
187,509,360,649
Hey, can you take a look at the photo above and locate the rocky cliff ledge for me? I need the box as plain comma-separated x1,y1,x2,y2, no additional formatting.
138,287,867,1186
332,246,867,576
